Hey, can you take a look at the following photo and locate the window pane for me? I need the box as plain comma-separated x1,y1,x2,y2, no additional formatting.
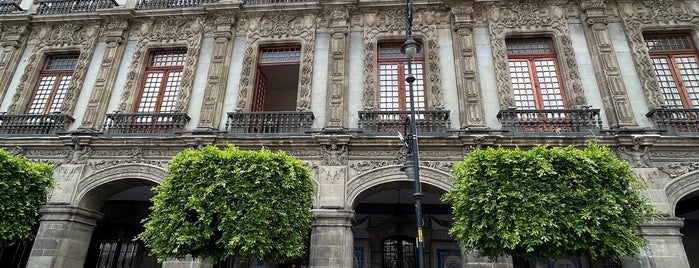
675,56,699,106
47,75,72,113
379,63,400,111
151,51,187,67
137,72,164,113
506,38,553,55
259,47,301,64
651,57,684,108
645,35,693,51
534,60,565,109
27,76,57,114
509,60,537,110
46,55,79,70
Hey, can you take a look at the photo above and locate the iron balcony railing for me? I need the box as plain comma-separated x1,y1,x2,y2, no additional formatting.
0,113,74,135
497,107,603,135
35,0,117,15
243,0,313,5
0,1,23,14
357,110,451,133
102,112,190,135
647,107,699,134
135,0,217,9
225,111,314,134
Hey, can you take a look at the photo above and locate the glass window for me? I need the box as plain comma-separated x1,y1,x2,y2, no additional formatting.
506,38,566,110
645,34,699,108
26,54,79,115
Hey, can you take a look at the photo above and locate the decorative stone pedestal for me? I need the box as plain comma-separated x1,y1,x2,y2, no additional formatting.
26,205,102,268
309,209,354,268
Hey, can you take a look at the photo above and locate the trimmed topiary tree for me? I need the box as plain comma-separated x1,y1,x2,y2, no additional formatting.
139,145,315,263
442,143,656,261
0,148,54,246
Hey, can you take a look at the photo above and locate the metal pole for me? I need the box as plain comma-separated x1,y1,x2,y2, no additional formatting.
404,0,424,267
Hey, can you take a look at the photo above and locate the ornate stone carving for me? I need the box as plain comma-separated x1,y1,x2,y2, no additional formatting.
618,144,652,168
449,1,486,128
325,7,350,129
9,22,98,115
321,143,348,166
488,2,586,108
362,8,444,110
0,22,28,102
346,166,452,206
197,14,235,130
236,12,317,111
319,166,346,184
619,0,699,109
581,0,637,127
80,18,129,130
350,160,399,174
117,17,204,113
660,162,699,178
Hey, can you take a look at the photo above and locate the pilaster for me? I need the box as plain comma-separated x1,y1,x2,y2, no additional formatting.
324,7,350,131
196,15,236,131
581,1,638,129
0,22,28,107
79,18,129,131
26,204,102,268
309,209,354,268
449,1,486,130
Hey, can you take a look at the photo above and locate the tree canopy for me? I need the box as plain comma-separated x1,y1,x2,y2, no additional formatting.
442,143,656,261
0,148,54,246
139,145,315,263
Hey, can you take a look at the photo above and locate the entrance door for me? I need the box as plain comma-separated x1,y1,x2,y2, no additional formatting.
382,235,416,268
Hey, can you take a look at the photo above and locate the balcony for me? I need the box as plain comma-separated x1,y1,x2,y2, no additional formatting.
243,0,314,5
225,111,314,134
497,107,603,135
102,112,190,135
0,113,74,135
35,0,117,15
135,0,218,9
647,107,699,134
357,110,451,134
0,1,23,14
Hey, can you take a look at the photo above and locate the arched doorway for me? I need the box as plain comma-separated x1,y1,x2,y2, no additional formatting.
676,192,699,267
82,185,160,268
352,179,460,268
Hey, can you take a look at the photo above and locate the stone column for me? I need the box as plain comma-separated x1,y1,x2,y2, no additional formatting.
162,257,214,268
581,1,638,128
0,22,28,104
638,217,690,268
324,8,350,131
309,209,354,268
196,14,235,131
27,205,102,268
461,249,512,268
79,18,129,131
450,2,487,130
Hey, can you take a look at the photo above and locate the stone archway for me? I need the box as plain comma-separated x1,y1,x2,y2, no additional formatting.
347,165,460,268
76,164,167,268
665,170,699,267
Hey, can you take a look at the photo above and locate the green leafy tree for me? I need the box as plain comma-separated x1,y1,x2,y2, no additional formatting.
0,148,54,246
139,145,315,263
442,143,656,261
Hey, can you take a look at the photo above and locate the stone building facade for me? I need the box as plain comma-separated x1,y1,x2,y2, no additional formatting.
0,0,698,267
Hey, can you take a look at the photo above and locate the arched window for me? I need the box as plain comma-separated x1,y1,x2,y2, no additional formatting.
382,235,416,268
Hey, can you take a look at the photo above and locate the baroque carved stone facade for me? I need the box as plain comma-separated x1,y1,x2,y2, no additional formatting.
0,0,698,268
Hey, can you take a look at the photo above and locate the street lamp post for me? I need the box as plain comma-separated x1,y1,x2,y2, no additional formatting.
399,0,425,267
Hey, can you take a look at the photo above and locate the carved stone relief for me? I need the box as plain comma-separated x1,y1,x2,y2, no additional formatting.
324,7,350,129
197,14,235,130
0,22,29,103
488,2,587,109
8,22,99,115
79,18,129,130
449,1,486,128
235,12,317,111
581,1,637,127
362,8,445,110
618,0,699,109
117,17,204,113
